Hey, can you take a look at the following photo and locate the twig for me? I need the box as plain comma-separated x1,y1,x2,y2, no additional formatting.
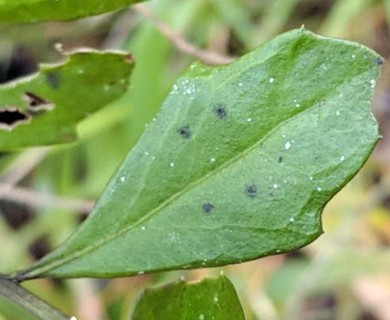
0,277,73,320
0,147,50,187
133,4,234,65
72,279,104,320
0,184,94,213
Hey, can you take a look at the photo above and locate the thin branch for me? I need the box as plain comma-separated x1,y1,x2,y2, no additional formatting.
133,4,234,65
0,277,73,320
0,148,50,187
0,184,94,213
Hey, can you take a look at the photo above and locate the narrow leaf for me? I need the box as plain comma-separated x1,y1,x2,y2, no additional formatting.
0,50,134,150
0,0,145,23
13,28,382,279
131,275,245,320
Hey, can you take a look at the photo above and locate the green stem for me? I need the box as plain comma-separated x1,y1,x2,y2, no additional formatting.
0,277,72,320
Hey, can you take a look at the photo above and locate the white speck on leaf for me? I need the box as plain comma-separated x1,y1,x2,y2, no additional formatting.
141,226,146,230
273,184,278,189
269,77,275,83
199,314,205,320
144,151,149,156
210,158,216,163
340,155,345,162
247,118,252,122
352,54,356,59
289,217,295,222
170,162,175,168
309,176,314,181
120,176,125,182
285,141,291,150
317,187,322,192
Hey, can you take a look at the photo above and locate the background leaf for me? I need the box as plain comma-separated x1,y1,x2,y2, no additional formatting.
0,0,146,23
12,28,381,280
0,50,133,150
130,275,245,320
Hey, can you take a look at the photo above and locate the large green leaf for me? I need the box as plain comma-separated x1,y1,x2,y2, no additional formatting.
11,28,381,280
0,50,133,150
0,0,145,23
131,275,245,320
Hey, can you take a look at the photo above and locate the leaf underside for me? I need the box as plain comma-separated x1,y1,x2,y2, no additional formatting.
0,50,134,150
13,28,381,280
0,0,145,22
131,275,245,320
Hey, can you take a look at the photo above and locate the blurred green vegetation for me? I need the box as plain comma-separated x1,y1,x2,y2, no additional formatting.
1,0,390,319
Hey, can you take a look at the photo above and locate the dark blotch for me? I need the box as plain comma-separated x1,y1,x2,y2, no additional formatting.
0,200,35,230
213,103,227,120
245,184,257,198
45,72,60,89
177,125,192,139
376,57,384,66
278,156,283,163
28,235,50,261
0,108,30,129
202,203,214,213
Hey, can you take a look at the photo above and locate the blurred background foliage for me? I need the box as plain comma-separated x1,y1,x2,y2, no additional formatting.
0,0,390,319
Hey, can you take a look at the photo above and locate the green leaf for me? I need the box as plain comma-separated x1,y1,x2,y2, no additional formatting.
0,50,134,150
13,28,381,279
130,275,245,320
0,0,145,23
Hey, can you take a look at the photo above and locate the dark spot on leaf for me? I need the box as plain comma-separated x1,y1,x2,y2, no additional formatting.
245,184,257,198
0,107,31,130
376,57,384,65
45,72,60,89
202,203,214,213
23,92,54,111
213,103,227,120
177,125,192,139
278,156,283,163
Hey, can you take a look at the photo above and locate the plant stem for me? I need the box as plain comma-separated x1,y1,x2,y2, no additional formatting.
0,277,72,320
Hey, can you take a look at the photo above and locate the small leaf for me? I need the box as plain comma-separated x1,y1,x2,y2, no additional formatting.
13,28,381,279
0,0,145,23
0,50,134,150
130,275,245,320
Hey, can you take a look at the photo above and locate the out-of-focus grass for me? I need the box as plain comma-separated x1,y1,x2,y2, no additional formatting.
1,0,390,319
